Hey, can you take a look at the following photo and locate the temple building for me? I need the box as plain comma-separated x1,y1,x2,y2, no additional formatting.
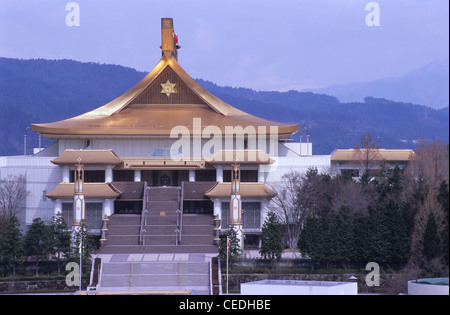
0,18,412,252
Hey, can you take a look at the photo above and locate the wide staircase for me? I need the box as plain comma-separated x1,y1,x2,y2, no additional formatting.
91,254,214,295
91,185,220,294
98,186,218,254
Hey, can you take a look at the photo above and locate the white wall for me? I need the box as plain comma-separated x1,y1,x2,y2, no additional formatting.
241,280,358,295
0,155,60,227
408,281,449,295
263,155,331,184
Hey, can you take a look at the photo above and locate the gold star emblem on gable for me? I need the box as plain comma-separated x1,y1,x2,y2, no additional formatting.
160,80,177,97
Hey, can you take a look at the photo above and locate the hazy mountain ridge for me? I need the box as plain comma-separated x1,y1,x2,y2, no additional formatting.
0,57,448,156
306,59,449,109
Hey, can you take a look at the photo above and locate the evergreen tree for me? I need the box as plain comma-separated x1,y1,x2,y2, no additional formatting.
352,214,371,263
332,206,356,269
437,181,449,266
366,200,411,266
364,167,412,266
49,214,71,274
0,216,24,276
24,218,53,276
260,212,284,262
422,213,441,261
298,215,328,269
219,228,241,265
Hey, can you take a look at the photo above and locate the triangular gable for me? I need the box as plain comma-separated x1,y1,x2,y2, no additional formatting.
128,65,207,106
81,56,239,117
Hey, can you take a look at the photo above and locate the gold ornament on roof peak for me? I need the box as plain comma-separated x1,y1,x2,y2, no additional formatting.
160,79,177,97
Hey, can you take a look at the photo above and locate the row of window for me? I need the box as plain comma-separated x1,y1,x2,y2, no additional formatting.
68,169,259,183
221,202,261,230
61,202,103,230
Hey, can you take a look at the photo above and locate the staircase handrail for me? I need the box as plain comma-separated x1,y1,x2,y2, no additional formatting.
178,184,183,244
87,257,102,292
139,181,149,245
100,215,109,248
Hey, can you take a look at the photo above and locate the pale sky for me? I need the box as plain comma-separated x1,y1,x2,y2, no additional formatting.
0,0,448,91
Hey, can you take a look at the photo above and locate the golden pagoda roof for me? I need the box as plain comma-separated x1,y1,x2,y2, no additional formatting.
51,149,123,165
45,182,122,199
31,19,299,140
205,182,277,198
330,149,415,162
121,156,206,170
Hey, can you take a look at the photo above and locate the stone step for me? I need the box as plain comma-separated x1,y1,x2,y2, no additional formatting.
101,274,209,287
96,244,219,254
145,214,177,225
181,225,214,234
104,235,139,246
106,225,140,235
146,201,180,212
146,187,180,201
102,262,210,275
144,225,178,234
182,214,214,225
143,235,178,246
108,214,141,225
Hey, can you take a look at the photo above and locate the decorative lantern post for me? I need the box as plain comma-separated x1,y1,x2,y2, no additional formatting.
229,159,244,252
72,157,85,252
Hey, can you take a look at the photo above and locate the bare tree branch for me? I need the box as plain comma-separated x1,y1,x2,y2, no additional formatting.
0,175,29,225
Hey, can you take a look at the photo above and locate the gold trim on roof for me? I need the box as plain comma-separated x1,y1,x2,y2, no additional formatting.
121,157,206,170
45,183,122,199
51,149,123,165
32,54,299,138
205,182,277,199
330,149,414,162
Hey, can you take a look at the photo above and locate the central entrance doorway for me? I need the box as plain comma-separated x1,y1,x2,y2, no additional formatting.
160,173,170,186
141,170,188,187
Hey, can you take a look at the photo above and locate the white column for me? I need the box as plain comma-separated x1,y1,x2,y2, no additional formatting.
216,165,223,183
260,199,269,230
103,199,113,217
105,165,113,183
258,166,265,183
214,199,221,219
62,166,70,183
54,199,62,217
189,169,196,182
134,169,141,182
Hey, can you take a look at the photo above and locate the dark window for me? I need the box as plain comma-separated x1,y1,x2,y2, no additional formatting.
61,202,103,230
86,203,103,230
70,170,105,183
113,170,134,182
221,202,230,227
223,170,258,182
183,200,213,214
242,202,261,229
220,202,261,230
114,200,142,214
62,202,73,226
244,234,260,249
195,170,216,182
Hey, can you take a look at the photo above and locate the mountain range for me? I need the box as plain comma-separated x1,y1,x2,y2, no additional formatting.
0,57,448,156
306,59,449,110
